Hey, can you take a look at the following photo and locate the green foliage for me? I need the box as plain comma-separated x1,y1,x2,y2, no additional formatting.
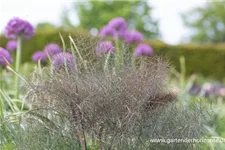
182,1,225,43
14,121,81,150
35,22,58,33
61,1,160,38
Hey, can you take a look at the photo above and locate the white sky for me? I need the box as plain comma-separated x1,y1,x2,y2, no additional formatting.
0,0,208,44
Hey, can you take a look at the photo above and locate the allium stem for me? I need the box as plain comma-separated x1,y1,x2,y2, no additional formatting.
104,52,111,74
0,67,3,117
180,56,186,88
38,60,43,77
0,67,3,90
179,56,186,106
114,37,122,70
131,49,136,70
7,65,29,110
14,37,22,99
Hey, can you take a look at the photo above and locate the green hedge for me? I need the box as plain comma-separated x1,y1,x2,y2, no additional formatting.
145,41,225,80
0,29,225,80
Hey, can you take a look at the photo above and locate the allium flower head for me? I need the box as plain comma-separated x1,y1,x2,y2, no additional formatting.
99,25,116,38
6,40,17,51
32,51,47,62
134,44,153,57
123,31,144,44
43,43,62,57
108,17,128,33
51,52,75,71
96,41,115,57
0,47,13,66
4,17,34,39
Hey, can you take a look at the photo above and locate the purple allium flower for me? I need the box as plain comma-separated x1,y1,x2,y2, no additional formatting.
0,47,13,66
108,17,128,33
4,17,34,39
51,52,75,71
96,41,115,57
99,25,116,38
6,40,17,52
32,51,47,62
134,44,153,57
43,43,62,57
123,31,144,44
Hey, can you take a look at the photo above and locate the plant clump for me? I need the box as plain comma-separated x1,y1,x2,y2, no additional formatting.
23,52,209,149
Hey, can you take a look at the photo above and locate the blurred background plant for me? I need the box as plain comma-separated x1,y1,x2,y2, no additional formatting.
182,1,225,43
61,1,160,39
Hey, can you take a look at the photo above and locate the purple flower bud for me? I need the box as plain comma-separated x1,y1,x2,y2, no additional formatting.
51,52,75,71
134,44,153,57
43,43,62,57
96,41,115,57
108,17,128,33
32,51,47,62
123,31,144,44
99,25,116,38
0,47,13,66
6,40,17,52
4,17,34,39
